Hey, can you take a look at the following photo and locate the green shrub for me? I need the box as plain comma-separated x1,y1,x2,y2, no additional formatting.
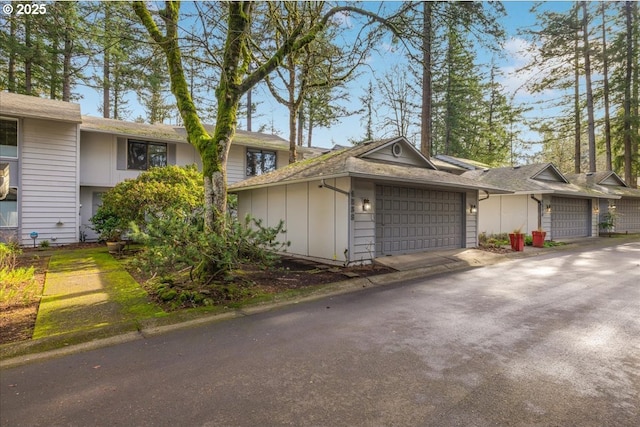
0,242,21,270
91,165,204,241
131,210,290,284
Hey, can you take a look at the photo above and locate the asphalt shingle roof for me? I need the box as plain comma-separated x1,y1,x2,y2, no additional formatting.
565,172,640,199
462,163,616,198
0,91,82,123
229,138,511,194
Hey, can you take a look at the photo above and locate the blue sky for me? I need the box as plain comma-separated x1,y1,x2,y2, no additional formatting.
76,1,577,152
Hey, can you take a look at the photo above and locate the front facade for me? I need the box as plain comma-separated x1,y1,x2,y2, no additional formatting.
230,138,508,264
463,164,617,240
1,92,82,246
567,171,640,234
1,92,309,245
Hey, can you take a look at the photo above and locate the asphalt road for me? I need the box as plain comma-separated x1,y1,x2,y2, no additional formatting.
1,241,639,426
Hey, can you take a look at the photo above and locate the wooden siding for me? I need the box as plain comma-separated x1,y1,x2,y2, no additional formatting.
236,178,350,263
465,190,478,248
364,142,428,167
20,118,78,245
352,179,376,263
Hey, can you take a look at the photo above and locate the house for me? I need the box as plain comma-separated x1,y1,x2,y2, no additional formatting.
462,163,618,240
1,92,82,245
0,91,313,245
228,137,510,265
565,171,640,234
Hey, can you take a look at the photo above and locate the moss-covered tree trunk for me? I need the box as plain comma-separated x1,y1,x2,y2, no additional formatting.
133,1,385,233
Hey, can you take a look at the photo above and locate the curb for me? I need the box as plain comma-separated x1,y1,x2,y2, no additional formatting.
2,236,638,369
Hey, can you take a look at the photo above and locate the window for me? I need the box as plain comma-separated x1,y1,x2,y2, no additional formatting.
0,188,18,228
127,140,167,170
246,149,277,176
0,118,18,158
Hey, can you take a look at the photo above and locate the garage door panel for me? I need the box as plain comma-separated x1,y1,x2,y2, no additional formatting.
376,185,462,255
551,197,590,238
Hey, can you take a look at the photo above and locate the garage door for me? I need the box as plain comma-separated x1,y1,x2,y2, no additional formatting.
375,185,462,256
615,198,640,233
551,196,590,238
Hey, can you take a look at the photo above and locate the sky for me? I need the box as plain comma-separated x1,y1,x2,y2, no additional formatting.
75,1,577,152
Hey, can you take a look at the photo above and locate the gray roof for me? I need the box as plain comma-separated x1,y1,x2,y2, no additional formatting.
0,91,82,123
565,171,640,199
463,163,617,199
80,115,315,153
434,154,491,171
229,137,511,194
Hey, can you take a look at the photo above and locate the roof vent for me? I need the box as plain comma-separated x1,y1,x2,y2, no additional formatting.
513,166,521,170
391,142,402,157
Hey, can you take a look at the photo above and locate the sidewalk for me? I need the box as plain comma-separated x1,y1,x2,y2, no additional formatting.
17,247,163,355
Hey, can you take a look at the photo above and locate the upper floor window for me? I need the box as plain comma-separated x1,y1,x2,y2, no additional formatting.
0,118,18,158
246,149,276,176
127,140,167,170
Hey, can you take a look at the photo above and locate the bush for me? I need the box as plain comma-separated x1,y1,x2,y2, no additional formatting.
0,243,37,305
91,165,204,241
130,210,290,284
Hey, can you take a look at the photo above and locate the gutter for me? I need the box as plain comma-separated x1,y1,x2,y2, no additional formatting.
530,195,542,229
319,179,352,266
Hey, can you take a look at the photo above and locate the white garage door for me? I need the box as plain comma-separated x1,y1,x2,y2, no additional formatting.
551,196,590,238
375,185,462,256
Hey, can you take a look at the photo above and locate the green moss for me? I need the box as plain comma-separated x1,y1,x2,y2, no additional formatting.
32,246,165,340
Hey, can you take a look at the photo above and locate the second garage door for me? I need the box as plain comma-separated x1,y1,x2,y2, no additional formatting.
375,185,462,256
551,196,590,238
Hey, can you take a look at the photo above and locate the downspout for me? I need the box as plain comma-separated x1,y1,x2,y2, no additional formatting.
530,195,542,230
479,191,490,202
319,179,351,265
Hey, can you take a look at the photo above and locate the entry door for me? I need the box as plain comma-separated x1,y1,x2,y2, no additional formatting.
375,185,462,256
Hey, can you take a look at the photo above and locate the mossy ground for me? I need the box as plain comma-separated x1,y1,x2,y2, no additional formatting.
32,247,165,340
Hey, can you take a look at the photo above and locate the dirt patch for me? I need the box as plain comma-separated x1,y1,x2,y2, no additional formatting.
0,254,49,345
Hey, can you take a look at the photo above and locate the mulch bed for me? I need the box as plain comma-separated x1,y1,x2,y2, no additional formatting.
1,248,394,344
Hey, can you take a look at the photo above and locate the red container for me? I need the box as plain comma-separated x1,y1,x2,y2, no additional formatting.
532,230,546,248
509,233,524,251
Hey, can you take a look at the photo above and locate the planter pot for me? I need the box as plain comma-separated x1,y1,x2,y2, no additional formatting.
509,233,524,252
106,241,126,254
532,230,546,248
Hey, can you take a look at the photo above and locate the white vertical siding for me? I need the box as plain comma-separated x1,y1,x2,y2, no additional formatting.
21,118,78,245
235,178,351,263
478,194,540,236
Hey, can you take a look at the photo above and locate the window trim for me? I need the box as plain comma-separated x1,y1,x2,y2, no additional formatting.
246,148,277,177
0,117,19,159
127,139,168,170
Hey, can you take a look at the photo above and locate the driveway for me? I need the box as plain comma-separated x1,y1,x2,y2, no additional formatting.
1,241,639,426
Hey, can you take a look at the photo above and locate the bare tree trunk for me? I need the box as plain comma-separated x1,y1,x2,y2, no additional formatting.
601,3,612,171
420,1,432,158
102,6,111,118
573,5,581,174
24,19,32,95
631,1,639,188
623,1,633,185
8,17,16,92
582,2,597,172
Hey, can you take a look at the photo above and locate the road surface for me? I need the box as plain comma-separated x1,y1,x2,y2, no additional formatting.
1,241,639,426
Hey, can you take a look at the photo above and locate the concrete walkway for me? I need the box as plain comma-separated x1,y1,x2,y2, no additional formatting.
32,247,161,341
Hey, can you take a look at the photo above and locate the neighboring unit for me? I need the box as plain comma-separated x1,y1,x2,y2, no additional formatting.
463,163,618,240
229,137,509,265
566,171,640,234
1,92,313,245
